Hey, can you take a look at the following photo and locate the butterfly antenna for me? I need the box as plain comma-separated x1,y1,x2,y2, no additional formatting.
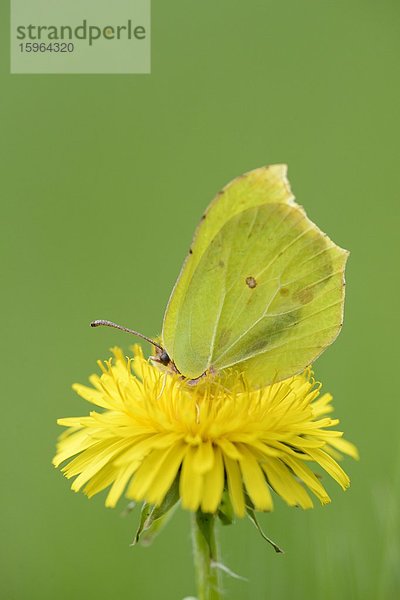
90,319,164,351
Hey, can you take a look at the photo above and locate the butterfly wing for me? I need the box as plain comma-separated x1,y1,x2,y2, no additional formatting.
162,165,294,361
162,166,348,386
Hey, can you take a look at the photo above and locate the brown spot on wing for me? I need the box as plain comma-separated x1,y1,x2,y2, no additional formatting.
245,276,257,289
295,287,314,305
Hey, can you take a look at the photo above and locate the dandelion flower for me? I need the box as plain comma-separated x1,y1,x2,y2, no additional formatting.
53,346,358,517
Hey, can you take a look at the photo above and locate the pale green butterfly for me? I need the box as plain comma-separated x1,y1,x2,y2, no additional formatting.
92,165,348,389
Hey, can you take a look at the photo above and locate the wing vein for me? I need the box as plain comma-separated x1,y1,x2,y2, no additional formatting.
223,206,297,331
282,268,344,290
214,280,281,364
206,266,228,367
219,325,340,370
255,225,316,281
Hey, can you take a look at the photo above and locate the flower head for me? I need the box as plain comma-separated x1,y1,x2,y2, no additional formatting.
54,346,357,517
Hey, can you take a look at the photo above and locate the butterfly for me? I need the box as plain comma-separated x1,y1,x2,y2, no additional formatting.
92,165,348,388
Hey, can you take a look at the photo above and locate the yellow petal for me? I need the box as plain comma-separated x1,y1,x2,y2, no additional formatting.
223,455,245,517
261,458,314,509
180,447,203,511
127,441,186,502
328,436,359,460
307,448,350,489
57,416,95,427
105,461,141,507
201,446,224,513
115,432,182,466
72,383,112,409
237,444,273,512
70,439,132,491
127,447,169,499
281,455,330,504
84,464,116,498
145,442,187,506
53,430,98,467
312,393,334,416
192,441,215,474
215,438,242,460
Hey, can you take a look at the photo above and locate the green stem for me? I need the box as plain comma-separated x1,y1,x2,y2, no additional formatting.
191,511,223,600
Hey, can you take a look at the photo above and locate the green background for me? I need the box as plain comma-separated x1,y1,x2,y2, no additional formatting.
1,1,399,599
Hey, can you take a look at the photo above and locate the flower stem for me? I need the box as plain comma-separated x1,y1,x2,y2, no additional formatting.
191,511,223,600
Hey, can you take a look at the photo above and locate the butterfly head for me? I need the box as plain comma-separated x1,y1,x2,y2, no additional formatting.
153,346,172,367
